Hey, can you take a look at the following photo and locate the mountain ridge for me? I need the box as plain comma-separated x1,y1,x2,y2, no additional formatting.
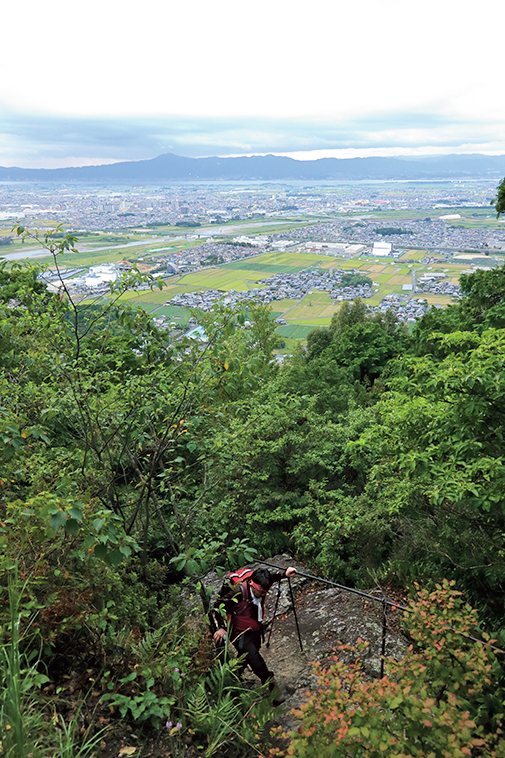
1,152,505,183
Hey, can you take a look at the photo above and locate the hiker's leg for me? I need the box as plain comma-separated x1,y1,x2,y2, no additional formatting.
235,631,271,685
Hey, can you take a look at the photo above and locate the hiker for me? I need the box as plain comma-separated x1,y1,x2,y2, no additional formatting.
212,565,297,700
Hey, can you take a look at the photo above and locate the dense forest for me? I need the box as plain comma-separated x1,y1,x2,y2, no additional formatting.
2,224,505,756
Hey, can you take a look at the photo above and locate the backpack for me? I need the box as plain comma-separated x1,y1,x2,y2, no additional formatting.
227,567,255,586
224,567,265,630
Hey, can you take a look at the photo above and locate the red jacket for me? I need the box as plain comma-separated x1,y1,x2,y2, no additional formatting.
214,570,285,635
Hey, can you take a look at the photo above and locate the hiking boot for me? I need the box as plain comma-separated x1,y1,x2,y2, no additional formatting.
268,679,285,706
272,690,286,707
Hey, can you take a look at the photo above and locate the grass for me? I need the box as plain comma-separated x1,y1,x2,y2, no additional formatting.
275,324,317,340
383,284,406,293
258,251,338,267
374,273,397,283
367,293,386,306
286,293,337,320
362,263,391,273
119,289,173,304
227,279,267,292
388,275,412,285
221,261,308,274
399,249,429,260
288,317,334,326
118,283,200,304
0,568,107,758
138,304,192,319
275,336,303,353
269,298,299,312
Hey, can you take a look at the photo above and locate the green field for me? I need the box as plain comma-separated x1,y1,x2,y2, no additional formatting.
220,261,309,274
399,249,429,260
285,293,337,320
144,304,192,319
422,294,456,306
275,324,318,340
108,246,473,344
3,216,494,350
288,317,333,326
182,268,269,289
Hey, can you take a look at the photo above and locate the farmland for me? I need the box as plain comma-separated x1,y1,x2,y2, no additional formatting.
7,232,494,341
2,178,504,346
116,247,477,335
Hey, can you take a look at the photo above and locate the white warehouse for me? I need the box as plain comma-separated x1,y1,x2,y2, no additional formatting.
371,241,393,257
85,265,119,288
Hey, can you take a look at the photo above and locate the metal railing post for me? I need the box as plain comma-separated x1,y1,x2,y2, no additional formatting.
380,598,387,679
288,575,303,652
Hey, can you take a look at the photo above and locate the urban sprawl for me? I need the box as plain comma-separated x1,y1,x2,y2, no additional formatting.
1,180,504,328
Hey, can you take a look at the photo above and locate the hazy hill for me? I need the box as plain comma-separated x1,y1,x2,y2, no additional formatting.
1,152,505,183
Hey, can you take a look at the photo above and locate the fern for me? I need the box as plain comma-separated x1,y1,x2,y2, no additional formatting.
131,625,168,663
187,682,243,757
186,659,274,757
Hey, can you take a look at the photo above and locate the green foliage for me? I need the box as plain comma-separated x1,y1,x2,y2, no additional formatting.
0,567,106,758
103,673,176,726
491,177,505,218
326,319,402,383
269,582,505,758
303,299,408,387
374,226,413,235
1,570,49,758
0,407,49,461
305,327,331,360
0,225,287,752
459,264,505,329
329,298,369,336
84,612,194,729
412,264,505,346
338,273,373,287
410,303,469,355
0,260,48,305
350,328,505,613
6,223,505,753
186,657,275,758
170,536,258,579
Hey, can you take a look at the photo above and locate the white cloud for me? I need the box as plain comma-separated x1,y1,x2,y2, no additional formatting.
0,0,503,165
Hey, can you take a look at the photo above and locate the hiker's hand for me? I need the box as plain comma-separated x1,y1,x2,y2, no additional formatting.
213,628,227,643
285,567,296,578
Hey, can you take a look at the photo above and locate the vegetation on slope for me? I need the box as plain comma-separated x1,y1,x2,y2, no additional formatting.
2,224,505,755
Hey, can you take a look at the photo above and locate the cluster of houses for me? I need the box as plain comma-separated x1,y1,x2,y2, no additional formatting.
416,273,462,297
368,294,431,323
151,241,259,273
271,216,505,255
168,268,374,311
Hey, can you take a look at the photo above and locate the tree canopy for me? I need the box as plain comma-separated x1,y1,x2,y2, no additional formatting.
3,228,505,756
491,176,505,218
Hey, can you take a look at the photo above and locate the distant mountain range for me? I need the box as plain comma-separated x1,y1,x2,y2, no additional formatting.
1,152,505,183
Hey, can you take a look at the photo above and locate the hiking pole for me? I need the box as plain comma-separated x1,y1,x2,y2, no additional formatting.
266,582,282,649
287,575,303,652
380,598,387,679
259,561,505,656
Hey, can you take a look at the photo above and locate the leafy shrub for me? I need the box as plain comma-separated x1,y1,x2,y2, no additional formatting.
269,581,505,758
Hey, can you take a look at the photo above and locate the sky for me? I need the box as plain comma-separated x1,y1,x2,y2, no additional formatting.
1,0,503,168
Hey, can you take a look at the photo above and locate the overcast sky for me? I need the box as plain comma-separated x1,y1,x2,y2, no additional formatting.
1,0,503,168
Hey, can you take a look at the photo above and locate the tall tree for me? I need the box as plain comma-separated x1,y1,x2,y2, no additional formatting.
491,176,505,217
353,328,505,616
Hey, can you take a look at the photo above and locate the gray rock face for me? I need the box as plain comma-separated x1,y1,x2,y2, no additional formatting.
205,555,409,730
